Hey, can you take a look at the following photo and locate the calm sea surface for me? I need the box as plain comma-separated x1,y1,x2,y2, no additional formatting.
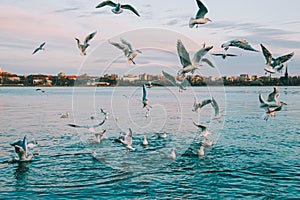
0,86,299,199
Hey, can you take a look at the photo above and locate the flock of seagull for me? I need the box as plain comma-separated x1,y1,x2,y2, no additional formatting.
11,0,294,162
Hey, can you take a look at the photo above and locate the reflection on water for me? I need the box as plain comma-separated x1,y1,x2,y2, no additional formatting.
14,162,30,189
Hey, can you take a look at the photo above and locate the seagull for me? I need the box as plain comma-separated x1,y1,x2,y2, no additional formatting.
189,0,211,28
211,53,238,59
68,118,106,129
260,44,294,74
192,97,212,112
197,146,205,156
145,80,162,88
162,70,189,92
99,108,109,120
211,97,223,119
259,87,287,108
142,84,152,111
177,39,214,76
75,31,97,56
263,106,283,121
60,112,70,118
32,42,46,55
94,129,106,143
156,131,171,139
169,148,176,160
10,135,33,162
142,135,149,146
96,1,140,17
221,39,258,52
121,128,135,150
193,122,212,138
109,38,142,64
35,88,45,93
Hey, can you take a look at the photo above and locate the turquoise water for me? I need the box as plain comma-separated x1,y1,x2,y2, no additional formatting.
0,86,299,199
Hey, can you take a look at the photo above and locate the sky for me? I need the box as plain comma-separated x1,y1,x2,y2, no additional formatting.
0,0,299,77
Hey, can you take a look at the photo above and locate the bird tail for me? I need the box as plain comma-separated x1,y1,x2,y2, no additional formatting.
189,18,195,28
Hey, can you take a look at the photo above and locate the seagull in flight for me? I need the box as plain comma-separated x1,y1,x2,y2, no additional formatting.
177,39,214,76
192,97,212,112
142,84,152,111
260,44,294,75
189,0,211,28
259,87,287,108
211,53,238,59
211,97,223,119
119,128,136,150
32,42,46,55
162,70,189,92
193,122,212,138
96,1,140,17
109,38,142,64
221,39,258,52
75,31,97,56
68,118,106,130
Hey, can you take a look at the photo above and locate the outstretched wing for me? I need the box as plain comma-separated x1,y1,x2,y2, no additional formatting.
274,52,294,66
192,46,213,64
200,99,212,108
120,38,133,52
211,53,223,56
193,122,207,132
125,128,133,146
75,38,81,48
211,97,219,116
201,57,215,68
32,48,39,55
39,42,46,48
84,31,97,44
195,0,208,19
109,40,126,51
177,40,192,68
122,4,140,17
95,1,116,8
260,44,273,66
267,87,279,102
162,70,176,85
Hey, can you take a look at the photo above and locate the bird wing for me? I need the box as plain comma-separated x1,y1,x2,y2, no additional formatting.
226,54,238,57
95,0,116,8
200,99,212,108
267,87,279,102
109,40,126,50
68,119,106,129
142,84,147,101
177,40,192,68
39,42,46,48
120,38,133,52
162,70,176,85
211,53,223,56
84,31,97,44
211,97,219,116
271,105,283,112
201,57,215,68
274,52,294,66
122,4,140,17
75,38,81,49
260,44,273,65
195,0,208,19
10,139,23,147
259,93,268,105
32,47,40,55
192,46,213,64
193,122,207,132
92,119,106,128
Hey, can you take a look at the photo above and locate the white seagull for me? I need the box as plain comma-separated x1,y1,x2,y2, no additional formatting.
109,38,142,65
32,42,46,55
211,97,223,119
197,146,205,156
221,39,258,52
68,118,106,129
189,0,211,28
94,129,106,143
142,135,149,146
121,128,135,150
60,112,70,118
169,148,176,160
75,31,97,56
192,97,212,112
96,1,140,17
193,122,212,138
259,87,287,108
177,39,214,76
260,44,294,75
162,70,189,92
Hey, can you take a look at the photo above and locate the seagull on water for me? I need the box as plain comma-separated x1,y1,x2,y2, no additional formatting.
109,38,142,65
162,70,189,92
197,145,205,156
155,131,171,139
94,129,106,143
221,39,258,52
120,128,136,151
260,44,294,75
96,1,140,17
177,39,214,76
75,31,97,56
259,87,287,108
169,148,176,160
192,97,212,112
32,42,46,55
10,135,33,162
193,122,212,138
189,0,211,28
142,135,149,146
211,53,238,59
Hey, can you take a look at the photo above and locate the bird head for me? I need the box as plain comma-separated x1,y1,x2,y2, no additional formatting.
280,101,287,105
